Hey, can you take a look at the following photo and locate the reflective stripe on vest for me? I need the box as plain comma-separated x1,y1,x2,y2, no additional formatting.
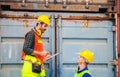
24,55,41,64
34,33,44,63
75,69,91,77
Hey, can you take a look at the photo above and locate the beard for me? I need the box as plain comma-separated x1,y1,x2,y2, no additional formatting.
41,29,46,33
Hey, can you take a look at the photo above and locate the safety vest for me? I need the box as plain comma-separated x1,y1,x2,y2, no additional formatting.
21,30,44,63
22,55,46,77
21,30,46,77
34,32,44,63
74,69,91,77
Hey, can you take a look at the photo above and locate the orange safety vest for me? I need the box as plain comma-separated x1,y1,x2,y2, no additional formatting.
21,30,45,63
34,33,44,63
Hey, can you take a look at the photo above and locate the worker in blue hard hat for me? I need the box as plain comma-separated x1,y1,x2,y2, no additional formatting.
74,49,94,77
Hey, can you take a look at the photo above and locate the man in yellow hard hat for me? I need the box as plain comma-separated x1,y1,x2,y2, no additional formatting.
74,49,94,77
21,14,51,77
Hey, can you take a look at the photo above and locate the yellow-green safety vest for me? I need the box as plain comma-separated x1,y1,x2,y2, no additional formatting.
74,68,91,77
21,55,46,77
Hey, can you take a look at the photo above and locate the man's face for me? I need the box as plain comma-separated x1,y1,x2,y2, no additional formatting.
77,56,86,64
39,24,48,33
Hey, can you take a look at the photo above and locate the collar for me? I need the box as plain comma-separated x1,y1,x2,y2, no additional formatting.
77,66,88,73
32,27,42,36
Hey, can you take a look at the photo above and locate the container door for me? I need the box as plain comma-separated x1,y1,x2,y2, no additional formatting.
57,15,115,77
0,11,54,77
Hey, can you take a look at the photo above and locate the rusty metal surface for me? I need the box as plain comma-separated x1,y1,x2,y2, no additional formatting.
0,11,115,20
0,0,21,1
0,14,115,20
0,11,115,22
27,0,109,3
118,58,120,77
0,0,114,3
117,7,120,54
62,15,115,20
0,12,37,19
0,2,115,12
117,0,120,13
117,16,120,77
116,0,120,77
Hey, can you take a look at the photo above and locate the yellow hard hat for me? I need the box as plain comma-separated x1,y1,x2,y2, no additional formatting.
79,49,94,63
37,14,50,26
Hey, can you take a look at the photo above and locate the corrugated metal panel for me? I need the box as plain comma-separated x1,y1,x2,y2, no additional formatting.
0,11,116,77
1,65,21,77
0,11,54,77
57,15,115,77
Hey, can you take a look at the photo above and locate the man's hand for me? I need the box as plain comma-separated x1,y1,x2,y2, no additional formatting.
40,51,49,56
34,50,49,56
45,55,52,61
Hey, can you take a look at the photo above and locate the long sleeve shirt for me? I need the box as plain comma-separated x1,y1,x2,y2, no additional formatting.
23,30,35,55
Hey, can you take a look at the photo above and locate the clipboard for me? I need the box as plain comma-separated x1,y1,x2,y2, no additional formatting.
45,52,62,61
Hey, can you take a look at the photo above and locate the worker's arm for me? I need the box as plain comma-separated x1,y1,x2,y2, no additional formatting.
23,31,34,55
83,73,91,77
23,31,49,56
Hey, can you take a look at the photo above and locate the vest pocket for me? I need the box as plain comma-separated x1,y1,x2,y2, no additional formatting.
32,63,41,73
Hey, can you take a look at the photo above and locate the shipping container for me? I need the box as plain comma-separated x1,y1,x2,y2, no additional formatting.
0,0,118,77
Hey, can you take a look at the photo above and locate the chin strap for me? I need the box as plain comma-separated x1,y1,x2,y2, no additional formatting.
33,27,42,36
36,30,42,36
